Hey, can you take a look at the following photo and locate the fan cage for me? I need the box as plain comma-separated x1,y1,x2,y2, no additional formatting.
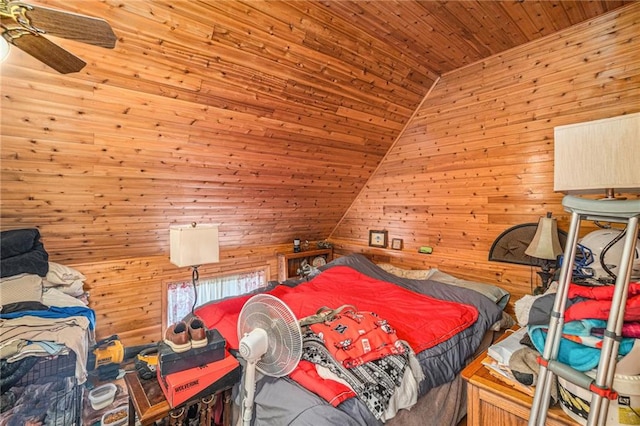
238,294,302,377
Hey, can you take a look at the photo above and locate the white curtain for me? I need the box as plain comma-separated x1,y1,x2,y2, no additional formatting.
166,269,267,327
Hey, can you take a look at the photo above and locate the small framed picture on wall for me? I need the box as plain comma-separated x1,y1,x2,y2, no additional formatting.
391,238,403,250
369,230,388,248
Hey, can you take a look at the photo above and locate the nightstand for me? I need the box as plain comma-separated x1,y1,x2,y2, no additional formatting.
461,328,578,426
125,370,233,426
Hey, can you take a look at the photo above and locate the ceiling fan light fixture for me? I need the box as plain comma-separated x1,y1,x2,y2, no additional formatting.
0,0,116,73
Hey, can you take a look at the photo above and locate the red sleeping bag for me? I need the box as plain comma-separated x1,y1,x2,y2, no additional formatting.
194,265,479,405
195,265,478,354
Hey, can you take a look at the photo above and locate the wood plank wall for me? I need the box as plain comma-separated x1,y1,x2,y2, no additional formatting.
330,4,640,313
69,245,288,344
1,0,430,264
1,0,431,345
1,2,638,346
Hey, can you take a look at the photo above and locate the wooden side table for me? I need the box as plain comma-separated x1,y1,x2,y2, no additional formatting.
125,371,233,426
461,328,578,426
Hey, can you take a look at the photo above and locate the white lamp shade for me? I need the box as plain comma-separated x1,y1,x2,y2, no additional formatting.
525,217,563,261
553,113,640,194
170,224,220,267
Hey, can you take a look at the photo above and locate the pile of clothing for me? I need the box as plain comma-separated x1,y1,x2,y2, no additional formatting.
509,281,640,395
1,228,95,424
296,305,424,422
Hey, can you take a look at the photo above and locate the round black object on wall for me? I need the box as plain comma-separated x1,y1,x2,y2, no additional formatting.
488,223,568,267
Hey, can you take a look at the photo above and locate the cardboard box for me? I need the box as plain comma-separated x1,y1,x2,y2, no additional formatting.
158,328,226,376
157,350,241,408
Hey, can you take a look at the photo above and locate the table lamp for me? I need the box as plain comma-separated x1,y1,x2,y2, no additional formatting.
529,114,640,426
554,113,640,199
553,112,640,284
525,213,564,294
170,223,220,314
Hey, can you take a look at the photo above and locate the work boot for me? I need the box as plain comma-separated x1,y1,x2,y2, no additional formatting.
188,317,208,349
164,321,191,353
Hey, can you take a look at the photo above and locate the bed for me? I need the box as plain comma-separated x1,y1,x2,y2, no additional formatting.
194,254,508,425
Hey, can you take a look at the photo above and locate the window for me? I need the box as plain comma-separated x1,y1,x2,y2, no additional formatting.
163,267,269,332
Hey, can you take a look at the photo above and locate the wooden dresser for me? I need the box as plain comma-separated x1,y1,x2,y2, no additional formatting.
461,329,579,426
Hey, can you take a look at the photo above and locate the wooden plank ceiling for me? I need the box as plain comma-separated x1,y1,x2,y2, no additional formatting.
0,0,630,261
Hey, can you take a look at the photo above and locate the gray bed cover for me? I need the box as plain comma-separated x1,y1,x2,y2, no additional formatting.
233,254,503,425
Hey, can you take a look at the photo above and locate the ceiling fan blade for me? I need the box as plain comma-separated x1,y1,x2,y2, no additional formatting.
9,31,86,73
7,2,116,48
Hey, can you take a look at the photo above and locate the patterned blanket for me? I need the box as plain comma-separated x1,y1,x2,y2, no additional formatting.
302,329,410,419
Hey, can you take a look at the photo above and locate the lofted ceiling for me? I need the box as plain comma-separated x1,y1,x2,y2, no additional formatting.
0,0,632,259
305,0,632,76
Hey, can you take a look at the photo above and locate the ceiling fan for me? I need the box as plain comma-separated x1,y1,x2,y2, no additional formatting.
0,0,116,74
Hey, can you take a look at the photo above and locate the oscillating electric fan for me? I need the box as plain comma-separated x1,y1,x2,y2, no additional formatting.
237,294,303,426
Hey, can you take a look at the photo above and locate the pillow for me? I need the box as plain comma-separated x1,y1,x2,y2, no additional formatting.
426,269,510,310
45,262,86,285
376,263,510,309
376,263,432,280
0,274,43,305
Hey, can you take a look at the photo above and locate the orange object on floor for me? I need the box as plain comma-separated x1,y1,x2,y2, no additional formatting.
157,350,240,408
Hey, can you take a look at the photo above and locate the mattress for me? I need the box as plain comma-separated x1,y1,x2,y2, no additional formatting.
195,254,504,425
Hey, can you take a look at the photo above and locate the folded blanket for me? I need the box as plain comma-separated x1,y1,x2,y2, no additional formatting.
0,229,49,278
528,319,635,371
528,282,640,325
565,282,640,322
